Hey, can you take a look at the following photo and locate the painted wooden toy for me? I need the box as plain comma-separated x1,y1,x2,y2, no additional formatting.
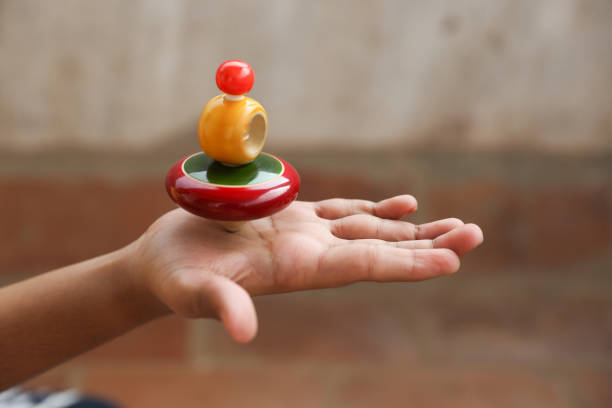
166,60,300,231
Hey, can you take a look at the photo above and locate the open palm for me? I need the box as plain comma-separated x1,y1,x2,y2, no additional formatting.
133,195,483,342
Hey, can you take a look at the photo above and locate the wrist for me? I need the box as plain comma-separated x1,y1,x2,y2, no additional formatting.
110,241,172,323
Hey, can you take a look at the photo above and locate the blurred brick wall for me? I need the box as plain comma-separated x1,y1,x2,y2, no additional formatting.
1,0,611,407
3,151,611,407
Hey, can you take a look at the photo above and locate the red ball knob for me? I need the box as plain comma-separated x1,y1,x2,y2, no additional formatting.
215,60,254,95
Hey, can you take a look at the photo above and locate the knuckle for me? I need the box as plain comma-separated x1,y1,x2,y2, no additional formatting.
167,273,209,318
447,218,464,226
331,218,348,237
365,245,380,280
412,224,421,240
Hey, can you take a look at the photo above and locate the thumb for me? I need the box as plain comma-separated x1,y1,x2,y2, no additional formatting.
202,275,258,343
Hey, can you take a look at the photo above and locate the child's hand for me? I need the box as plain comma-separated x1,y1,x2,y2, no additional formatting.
130,195,483,343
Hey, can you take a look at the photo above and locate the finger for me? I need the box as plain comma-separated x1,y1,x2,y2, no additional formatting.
332,215,464,241
416,218,464,239
318,245,460,285
332,214,420,241
342,225,484,253
342,238,434,250
433,223,484,256
201,275,258,343
315,195,417,220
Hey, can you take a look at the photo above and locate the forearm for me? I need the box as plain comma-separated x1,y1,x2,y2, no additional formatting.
0,243,168,388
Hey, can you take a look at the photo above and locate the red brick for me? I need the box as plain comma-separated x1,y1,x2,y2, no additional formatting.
74,315,189,363
336,366,569,408
522,187,611,265
0,178,174,275
426,183,611,269
420,273,612,364
196,288,426,365
82,366,331,408
198,271,612,367
298,170,392,202
572,369,612,408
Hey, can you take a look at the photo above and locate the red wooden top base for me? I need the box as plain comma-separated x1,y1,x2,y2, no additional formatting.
166,152,300,221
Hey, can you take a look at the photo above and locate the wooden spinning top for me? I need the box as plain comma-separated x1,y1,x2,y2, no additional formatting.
166,60,300,231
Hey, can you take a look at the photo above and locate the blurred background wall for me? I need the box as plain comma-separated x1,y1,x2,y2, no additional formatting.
1,0,611,407
2,0,611,153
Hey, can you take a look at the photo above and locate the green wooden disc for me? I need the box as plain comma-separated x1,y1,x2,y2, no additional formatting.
183,152,283,186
